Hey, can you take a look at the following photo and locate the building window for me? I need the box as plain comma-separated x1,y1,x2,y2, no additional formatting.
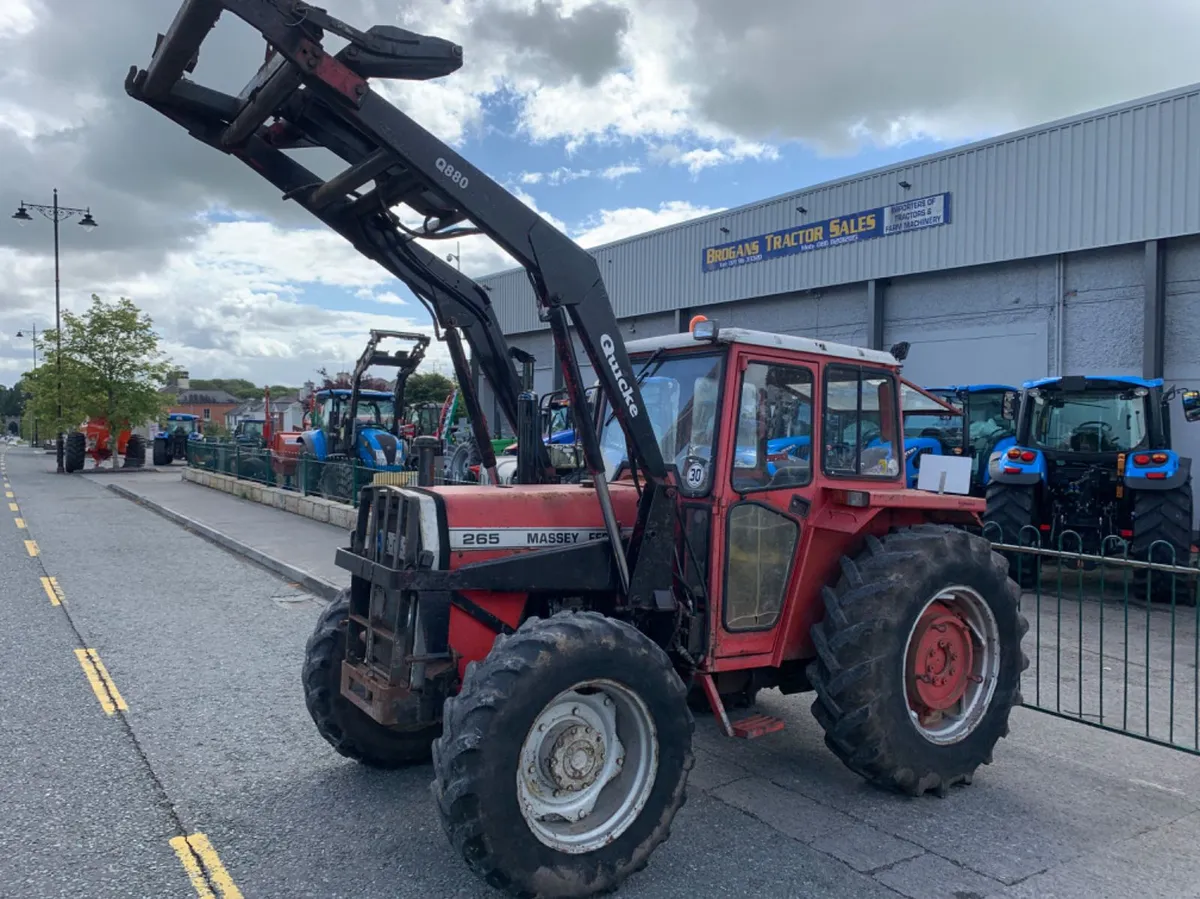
203,408,211,421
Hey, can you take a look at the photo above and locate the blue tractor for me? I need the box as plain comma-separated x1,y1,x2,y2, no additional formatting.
152,412,202,466
901,384,1018,495
983,375,1197,598
297,329,431,501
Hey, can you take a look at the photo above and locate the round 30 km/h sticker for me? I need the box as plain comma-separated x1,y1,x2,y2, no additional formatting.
684,460,706,489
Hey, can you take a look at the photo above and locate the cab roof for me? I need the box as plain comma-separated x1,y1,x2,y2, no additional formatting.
1023,375,1163,390
926,384,1017,394
624,327,898,367
315,388,393,398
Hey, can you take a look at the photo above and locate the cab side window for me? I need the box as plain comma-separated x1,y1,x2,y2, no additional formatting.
731,362,813,492
822,365,902,479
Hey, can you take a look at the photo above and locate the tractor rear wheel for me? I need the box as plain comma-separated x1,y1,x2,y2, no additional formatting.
1132,482,1196,605
807,525,1029,797
122,435,146,468
318,454,356,503
64,432,86,473
433,611,694,898
302,588,440,767
152,437,169,467
983,482,1042,588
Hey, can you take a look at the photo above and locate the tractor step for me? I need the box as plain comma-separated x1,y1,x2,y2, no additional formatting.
730,714,785,739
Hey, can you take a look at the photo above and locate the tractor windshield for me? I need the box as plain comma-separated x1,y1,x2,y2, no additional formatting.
239,421,264,440
168,418,197,435
903,387,963,449
355,398,396,429
1027,388,1150,453
598,351,725,483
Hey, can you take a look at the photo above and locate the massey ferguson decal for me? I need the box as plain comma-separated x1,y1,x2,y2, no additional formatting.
449,527,633,550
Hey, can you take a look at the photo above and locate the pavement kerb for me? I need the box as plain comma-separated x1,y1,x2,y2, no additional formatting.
106,482,342,601
181,467,357,529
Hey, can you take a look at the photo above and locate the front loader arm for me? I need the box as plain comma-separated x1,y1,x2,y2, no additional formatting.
126,0,678,600
125,0,665,483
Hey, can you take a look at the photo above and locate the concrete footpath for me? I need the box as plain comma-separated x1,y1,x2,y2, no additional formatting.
97,470,348,598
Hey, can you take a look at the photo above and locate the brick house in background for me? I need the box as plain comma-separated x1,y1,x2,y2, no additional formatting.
161,371,239,433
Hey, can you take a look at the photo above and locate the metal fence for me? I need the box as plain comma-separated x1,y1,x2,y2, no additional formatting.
184,440,478,506
983,522,1200,756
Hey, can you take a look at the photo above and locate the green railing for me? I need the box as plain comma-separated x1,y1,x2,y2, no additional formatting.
983,521,1200,756
185,440,476,506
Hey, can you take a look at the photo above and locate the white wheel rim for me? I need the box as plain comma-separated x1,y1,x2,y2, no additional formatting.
516,679,658,854
902,585,1001,745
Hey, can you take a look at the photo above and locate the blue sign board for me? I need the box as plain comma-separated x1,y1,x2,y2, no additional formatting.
701,192,952,273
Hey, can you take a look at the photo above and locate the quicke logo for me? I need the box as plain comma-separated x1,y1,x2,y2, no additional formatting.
601,333,639,418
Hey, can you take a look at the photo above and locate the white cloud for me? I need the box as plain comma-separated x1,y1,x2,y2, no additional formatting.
513,162,642,186
575,200,722,248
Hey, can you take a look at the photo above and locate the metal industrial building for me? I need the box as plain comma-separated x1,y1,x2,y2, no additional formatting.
474,82,1200,525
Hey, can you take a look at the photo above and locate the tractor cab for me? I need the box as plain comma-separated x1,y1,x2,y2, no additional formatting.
233,417,267,445
983,375,1195,593
903,384,1016,494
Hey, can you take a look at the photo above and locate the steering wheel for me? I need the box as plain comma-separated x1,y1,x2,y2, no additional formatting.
827,442,855,469
1074,420,1113,434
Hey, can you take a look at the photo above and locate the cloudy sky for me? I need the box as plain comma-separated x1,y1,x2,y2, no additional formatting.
2,0,1198,388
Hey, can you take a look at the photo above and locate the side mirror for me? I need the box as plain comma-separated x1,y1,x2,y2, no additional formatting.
1001,391,1018,421
1182,389,1200,423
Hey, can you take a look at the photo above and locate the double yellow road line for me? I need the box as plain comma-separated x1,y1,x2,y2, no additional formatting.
170,833,244,898
8,461,245,898
73,648,129,715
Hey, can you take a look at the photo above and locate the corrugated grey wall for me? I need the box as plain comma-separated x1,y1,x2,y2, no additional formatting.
481,84,1200,335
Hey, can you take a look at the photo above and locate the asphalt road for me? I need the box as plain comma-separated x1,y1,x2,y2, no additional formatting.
2,444,1199,899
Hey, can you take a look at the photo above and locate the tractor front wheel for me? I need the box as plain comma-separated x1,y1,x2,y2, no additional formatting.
64,432,86,473
807,525,1029,797
302,588,440,767
433,611,694,898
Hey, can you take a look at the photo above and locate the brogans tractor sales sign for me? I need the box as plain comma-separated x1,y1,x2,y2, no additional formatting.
701,192,951,273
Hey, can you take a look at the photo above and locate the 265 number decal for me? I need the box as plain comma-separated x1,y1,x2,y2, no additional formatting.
460,531,499,546
435,157,469,189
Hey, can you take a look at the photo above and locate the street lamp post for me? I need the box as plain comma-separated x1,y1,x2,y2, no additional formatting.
15,326,38,444
12,189,98,472
446,240,461,271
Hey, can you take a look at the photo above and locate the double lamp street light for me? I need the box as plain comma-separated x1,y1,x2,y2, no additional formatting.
12,189,98,473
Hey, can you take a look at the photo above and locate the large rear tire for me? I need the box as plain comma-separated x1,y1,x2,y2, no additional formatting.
152,437,169,467
64,432,86,473
302,588,440,767
318,453,356,503
983,481,1042,589
1132,481,1196,606
433,611,694,898
122,435,145,468
808,525,1029,797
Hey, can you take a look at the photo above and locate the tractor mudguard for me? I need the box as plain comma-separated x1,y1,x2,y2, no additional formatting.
981,436,1019,487
299,430,327,460
988,446,1047,486
1125,453,1191,491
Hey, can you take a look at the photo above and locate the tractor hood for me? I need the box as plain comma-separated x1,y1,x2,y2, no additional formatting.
420,483,641,561
358,427,404,468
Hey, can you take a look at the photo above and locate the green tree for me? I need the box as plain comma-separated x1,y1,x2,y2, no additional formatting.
25,295,173,468
405,372,456,405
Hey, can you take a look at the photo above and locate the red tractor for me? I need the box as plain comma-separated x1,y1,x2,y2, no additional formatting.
131,7,1029,897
